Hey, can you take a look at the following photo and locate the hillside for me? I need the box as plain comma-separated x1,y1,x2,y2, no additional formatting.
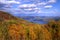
0,11,52,40
0,11,18,21
0,11,60,40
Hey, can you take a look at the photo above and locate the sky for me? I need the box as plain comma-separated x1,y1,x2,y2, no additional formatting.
0,0,60,16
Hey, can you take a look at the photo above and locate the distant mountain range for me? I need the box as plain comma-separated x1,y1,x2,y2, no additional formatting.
0,10,60,24
17,16,60,24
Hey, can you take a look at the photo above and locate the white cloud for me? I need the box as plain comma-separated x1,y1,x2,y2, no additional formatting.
44,5,53,9
19,4,36,8
37,2,47,6
48,0,56,3
0,0,57,14
7,1,20,4
0,0,20,4
24,8,33,11
19,4,37,13
18,4,42,14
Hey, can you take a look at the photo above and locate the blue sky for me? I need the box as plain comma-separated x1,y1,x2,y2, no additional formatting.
0,0,60,16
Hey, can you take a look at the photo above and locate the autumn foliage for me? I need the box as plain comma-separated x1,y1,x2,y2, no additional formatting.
0,11,60,40
0,20,52,40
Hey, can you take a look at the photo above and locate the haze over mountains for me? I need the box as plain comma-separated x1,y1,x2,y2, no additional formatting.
17,16,60,24
13,13,60,16
0,10,60,24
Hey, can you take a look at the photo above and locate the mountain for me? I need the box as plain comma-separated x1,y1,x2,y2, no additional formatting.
0,11,18,21
0,11,51,40
17,16,60,24
0,11,60,40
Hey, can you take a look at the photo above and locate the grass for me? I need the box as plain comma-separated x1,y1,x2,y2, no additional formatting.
0,20,51,40
0,11,60,40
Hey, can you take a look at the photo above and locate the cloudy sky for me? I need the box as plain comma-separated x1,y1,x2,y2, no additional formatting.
0,0,60,16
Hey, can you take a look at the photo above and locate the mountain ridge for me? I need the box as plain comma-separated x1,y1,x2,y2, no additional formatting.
0,11,52,40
